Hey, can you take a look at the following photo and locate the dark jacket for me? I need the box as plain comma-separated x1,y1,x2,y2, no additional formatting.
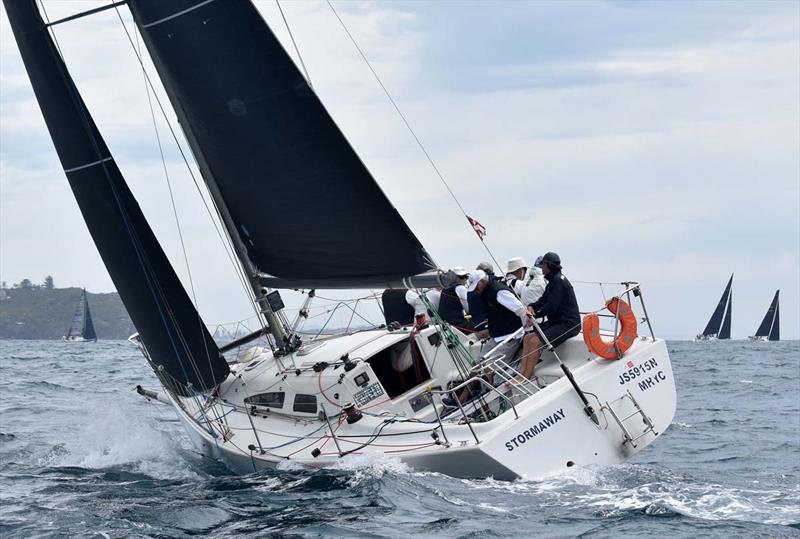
467,290,487,329
483,279,523,338
530,271,580,326
438,285,467,327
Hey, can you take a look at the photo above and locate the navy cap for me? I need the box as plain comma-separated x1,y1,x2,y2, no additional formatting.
535,252,561,267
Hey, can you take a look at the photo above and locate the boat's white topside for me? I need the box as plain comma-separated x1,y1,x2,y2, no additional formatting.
154,314,677,480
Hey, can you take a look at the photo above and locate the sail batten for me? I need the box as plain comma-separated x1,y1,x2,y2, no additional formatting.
5,0,228,393
127,0,437,287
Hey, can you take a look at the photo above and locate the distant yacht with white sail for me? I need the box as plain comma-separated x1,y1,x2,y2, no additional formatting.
696,274,733,341
749,290,780,342
63,288,97,342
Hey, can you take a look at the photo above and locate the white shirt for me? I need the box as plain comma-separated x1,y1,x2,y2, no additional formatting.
405,289,441,316
521,269,547,306
455,284,469,313
494,289,527,342
505,273,526,297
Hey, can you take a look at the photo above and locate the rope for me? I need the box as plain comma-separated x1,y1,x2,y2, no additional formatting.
325,0,502,271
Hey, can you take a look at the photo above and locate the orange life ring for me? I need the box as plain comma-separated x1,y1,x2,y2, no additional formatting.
582,297,638,360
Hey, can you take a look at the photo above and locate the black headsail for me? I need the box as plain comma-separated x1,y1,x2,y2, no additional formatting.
700,274,733,339
126,0,437,289
5,0,229,394
753,290,780,341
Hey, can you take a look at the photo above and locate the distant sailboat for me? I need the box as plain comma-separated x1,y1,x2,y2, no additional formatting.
696,274,733,341
749,290,780,342
63,289,97,342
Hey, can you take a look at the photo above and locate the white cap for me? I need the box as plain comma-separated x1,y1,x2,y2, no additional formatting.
505,256,528,275
451,266,469,277
467,270,487,292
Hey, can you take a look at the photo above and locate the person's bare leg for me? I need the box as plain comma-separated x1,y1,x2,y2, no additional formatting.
520,333,543,380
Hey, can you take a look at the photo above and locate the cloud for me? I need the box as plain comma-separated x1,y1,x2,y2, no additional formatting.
1,0,798,338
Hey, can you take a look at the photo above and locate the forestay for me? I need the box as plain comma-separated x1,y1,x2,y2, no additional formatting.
5,0,229,393
128,0,437,288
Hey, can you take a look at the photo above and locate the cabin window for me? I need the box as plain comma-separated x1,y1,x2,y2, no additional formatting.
366,336,431,399
244,391,285,409
293,394,317,414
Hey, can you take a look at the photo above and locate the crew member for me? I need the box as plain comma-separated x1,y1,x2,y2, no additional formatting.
521,257,547,305
436,267,472,332
467,262,495,332
520,252,581,381
504,256,528,296
442,270,527,407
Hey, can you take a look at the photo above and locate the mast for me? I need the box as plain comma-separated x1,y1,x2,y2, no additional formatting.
161,95,290,349
125,1,292,349
125,0,437,297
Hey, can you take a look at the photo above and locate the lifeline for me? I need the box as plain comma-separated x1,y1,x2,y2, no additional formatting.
504,408,566,452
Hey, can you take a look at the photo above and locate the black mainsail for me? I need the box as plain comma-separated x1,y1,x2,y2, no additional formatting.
64,288,97,341
5,0,229,393
751,290,780,341
126,0,437,289
698,274,733,340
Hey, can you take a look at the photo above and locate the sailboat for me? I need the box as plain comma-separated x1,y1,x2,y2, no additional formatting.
6,0,676,480
62,288,97,342
749,290,780,342
695,274,733,341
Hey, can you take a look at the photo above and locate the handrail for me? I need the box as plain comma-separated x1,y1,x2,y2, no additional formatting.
427,375,522,445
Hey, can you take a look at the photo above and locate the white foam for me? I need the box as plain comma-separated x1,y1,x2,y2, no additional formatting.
40,398,200,481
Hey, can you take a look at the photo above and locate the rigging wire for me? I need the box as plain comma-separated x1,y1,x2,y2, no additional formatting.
37,1,206,389
110,5,270,338
130,24,218,383
325,0,503,272
275,0,313,88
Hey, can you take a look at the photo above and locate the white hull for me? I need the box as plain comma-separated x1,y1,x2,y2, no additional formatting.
157,329,676,480
694,335,721,341
748,335,770,342
62,336,95,342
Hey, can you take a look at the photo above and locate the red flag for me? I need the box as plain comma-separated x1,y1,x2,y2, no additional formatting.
466,215,487,240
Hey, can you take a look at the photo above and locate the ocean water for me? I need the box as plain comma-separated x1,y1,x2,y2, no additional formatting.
0,340,797,538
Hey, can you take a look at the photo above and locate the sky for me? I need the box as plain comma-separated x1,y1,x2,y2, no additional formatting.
1,0,798,340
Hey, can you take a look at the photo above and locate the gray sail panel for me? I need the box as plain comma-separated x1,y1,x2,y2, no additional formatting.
5,0,228,393
83,292,97,341
700,274,733,337
66,290,87,337
127,0,437,285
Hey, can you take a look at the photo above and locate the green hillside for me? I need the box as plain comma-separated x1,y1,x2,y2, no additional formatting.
0,287,135,340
